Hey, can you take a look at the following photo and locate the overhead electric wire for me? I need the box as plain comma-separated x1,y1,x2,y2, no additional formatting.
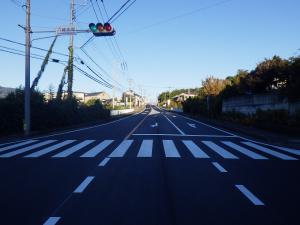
107,0,131,23
95,0,106,22
89,0,100,22
110,0,137,24
100,0,110,19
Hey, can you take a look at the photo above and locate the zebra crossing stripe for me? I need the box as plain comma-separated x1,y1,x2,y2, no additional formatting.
163,140,181,158
0,140,57,158
81,140,114,158
222,141,268,160
109,140,134,157
271,146,300,156
202,141,238,159
137,140,153,157
242,142,297,160
52,140,95,158
24,140,76,158
182,140,210,158
0,140,38,153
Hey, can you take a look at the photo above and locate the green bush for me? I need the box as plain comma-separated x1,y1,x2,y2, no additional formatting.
0,89,110,136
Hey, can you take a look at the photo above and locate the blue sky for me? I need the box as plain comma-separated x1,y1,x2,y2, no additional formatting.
0,0,300,102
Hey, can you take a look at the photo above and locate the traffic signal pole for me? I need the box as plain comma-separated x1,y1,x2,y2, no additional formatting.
24,0,31,136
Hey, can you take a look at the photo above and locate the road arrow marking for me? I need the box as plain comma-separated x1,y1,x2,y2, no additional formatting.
151,122,158,128
187,123,196,128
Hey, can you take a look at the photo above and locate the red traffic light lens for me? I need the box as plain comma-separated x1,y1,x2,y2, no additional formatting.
96,23,104,32
104,23,112,32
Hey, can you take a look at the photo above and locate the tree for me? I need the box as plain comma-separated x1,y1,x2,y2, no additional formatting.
202,76,228,96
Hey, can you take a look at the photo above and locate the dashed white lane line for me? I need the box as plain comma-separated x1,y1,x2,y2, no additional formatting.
73,176,94,194
242,142,297,160
235,185,264,206
163,114,185,135
98,157,110,167
43,217,61,225
212,162,227,173
80,140,114,158
182,140,210,158
137,140,153,157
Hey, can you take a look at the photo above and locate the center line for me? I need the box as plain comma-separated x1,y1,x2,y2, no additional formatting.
212,162,227,173
98,157,110,166
235,185,264,206
163,114,185,135
73,176,94,193
43,217,61,225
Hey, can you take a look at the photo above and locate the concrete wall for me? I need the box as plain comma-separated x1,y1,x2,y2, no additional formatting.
110,108,134,116
222,94,300,114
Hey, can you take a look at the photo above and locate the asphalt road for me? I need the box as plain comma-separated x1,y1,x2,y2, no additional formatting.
0,105,299,225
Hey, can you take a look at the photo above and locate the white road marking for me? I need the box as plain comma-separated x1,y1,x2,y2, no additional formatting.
163,114,185,135
132,134,235,137
235,185,264,206
0,140,57,158
0,140,38,153
202,141,238,159
163,140,181,158
242,142,297,160
150,122,158,128
173,115,176,118
109,140,133,157
98,157,110,166
212,162,227,173
43,217,61,225
187,123,196,128
137,140,153,157
80,140,114,158
222,141,268,160
182,140,209,158
271,146,300,156
73,176,94,193
52,140,95,158
24,140,76,158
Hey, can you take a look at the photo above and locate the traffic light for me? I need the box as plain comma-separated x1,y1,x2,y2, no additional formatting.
89,23,116,37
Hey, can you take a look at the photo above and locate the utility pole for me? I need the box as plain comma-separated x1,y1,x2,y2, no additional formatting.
128,79,133,109
67,0,75,99
24,0,31,136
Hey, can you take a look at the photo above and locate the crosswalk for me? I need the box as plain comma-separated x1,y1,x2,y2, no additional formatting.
0,139,299,160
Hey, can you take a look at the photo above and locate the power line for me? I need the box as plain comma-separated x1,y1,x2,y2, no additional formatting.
107,0,132,23
110,0,137,24
89,0,100,22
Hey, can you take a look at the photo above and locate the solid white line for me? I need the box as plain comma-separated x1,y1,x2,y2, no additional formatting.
43,217,61,225
163,140,181,158
0,140,57,158
182,140,210,158
0,140,38,153
98,157,110,166
73,176,94,193
80,140,114,158
25,140,76,158
109,140,133,157
132,134,236,137
222,141,268,160
235,185,264,206
52,140,95,158
137,140,153,157
1,108,147,145
202,141,238,159
163,114,185,135
242,142,297,160
212,162,227,173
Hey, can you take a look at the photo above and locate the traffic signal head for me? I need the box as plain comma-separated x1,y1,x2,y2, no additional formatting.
89,22,115,37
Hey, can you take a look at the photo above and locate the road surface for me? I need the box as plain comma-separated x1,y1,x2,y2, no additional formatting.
0,105,299,225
